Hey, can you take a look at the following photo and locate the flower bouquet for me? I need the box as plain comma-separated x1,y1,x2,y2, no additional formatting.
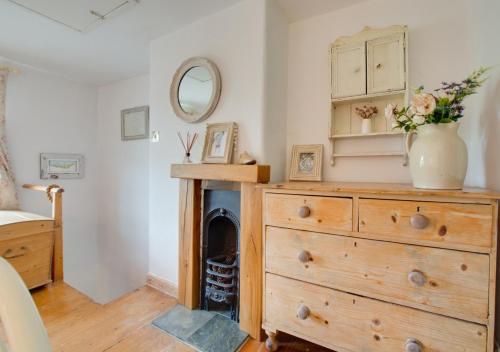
385,67,490,131
384,67,490,189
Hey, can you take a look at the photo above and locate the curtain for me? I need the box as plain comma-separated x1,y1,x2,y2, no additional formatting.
0,71,19,210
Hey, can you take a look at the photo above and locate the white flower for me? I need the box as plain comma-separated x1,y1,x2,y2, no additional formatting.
438,91,455,101
412,115,426,125
411,93,436,115
384,104,396,120
398,115,408,122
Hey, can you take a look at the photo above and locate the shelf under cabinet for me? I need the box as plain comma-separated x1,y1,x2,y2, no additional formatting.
331,89,406,103
333,151,405,157
330,131,403,139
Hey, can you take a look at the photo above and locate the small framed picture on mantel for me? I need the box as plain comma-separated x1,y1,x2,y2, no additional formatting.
289,144,323,181
201,122,237,164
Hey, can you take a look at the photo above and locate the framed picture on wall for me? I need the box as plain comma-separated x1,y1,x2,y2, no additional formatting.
201,122,237,164
40,153,85,179
121,106,150,140
289,144,323,181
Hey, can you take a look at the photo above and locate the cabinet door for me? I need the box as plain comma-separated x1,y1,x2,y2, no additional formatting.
367,33,405,93
331,42,366,98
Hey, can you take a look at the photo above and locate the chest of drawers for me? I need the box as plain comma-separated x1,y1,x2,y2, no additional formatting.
261,182,500,352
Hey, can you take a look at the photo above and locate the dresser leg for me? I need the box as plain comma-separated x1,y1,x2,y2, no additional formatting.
265,330,279,351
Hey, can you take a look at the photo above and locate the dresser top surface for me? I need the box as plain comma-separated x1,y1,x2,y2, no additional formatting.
259,182,500,200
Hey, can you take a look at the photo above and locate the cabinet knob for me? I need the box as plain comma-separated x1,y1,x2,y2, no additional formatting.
410,214,429,229
297,304,311,320
298,206,311,218
376,63,382,69
354,67,361,73
298,250,311,263
405,338,423,352
408,270,427,287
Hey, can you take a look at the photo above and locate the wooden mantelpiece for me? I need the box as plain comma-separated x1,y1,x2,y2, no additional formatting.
171,164,270,183
170,163,271,340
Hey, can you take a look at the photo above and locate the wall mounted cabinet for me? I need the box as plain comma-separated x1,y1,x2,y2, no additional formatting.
330,26,409,166
331,42,366,98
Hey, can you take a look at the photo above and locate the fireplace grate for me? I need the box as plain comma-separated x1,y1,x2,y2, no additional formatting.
204,254,238,320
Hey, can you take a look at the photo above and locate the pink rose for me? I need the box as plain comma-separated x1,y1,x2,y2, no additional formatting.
411,93,436,115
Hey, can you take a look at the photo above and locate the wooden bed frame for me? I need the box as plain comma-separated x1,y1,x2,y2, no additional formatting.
0,184,64,288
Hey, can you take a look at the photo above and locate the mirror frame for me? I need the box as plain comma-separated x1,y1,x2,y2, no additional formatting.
170,57,222,123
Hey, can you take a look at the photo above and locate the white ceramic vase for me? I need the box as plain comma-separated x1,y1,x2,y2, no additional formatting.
361,119,372,134
406,122,468,190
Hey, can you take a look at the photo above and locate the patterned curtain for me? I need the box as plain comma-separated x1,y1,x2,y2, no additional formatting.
0,71,19,209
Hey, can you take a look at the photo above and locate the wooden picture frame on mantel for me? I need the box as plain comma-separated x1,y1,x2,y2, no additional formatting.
201,122,237,164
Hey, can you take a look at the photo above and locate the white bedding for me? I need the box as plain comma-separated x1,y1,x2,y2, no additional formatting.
0,211,52,226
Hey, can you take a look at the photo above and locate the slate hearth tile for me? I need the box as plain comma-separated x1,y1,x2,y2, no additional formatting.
186,314,248,352
152,305,215,340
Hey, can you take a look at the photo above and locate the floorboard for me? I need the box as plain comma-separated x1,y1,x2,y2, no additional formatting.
0,282,329,351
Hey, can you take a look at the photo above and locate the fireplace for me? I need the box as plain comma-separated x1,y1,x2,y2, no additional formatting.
171,163,270,339
201,189,241,321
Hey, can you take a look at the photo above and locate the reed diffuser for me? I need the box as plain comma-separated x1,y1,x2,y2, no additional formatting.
177,132,198,164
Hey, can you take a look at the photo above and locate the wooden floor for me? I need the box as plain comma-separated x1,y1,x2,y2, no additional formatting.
1,282,329,352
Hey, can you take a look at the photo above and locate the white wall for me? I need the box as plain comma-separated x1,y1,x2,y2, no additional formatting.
95,74,150,303
148,0,287,285
462,0,500,189
286,0,475,183
5,64,101,299
263,0,288,182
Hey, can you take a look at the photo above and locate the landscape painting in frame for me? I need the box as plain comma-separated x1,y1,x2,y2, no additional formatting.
40,153,85,179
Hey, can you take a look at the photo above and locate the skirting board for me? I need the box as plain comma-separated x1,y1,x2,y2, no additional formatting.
146,273,178,298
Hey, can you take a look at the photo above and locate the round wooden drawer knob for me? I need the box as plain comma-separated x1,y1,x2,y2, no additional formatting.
298,206,311,218
408,270,427,287
405,338,423,352
298,250,311,263
410,214,429,229
297,304,311,320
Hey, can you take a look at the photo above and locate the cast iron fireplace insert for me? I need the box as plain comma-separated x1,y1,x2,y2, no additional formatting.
200,189,241,321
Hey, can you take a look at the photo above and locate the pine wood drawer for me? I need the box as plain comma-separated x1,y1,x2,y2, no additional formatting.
265,226,489,323
0,232,54,289
265,273,487,352
358,199,493,252
264,193,352,233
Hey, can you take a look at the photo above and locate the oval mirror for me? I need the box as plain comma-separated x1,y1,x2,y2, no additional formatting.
170,57,221,123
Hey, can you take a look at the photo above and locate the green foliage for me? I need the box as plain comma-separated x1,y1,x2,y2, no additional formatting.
388,67,491,132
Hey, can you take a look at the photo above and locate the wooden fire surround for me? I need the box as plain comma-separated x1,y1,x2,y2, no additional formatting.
170,163,271,339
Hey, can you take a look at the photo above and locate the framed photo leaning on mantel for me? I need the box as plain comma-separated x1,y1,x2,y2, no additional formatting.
201,122,237,164
40,153,84,179
121,106,149,141
289,144,323,181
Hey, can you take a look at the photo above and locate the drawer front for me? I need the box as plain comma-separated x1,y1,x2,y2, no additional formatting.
0,232,54,289
265,273,487,352
359,199,493,252
265,193,352,233
265,226,489,322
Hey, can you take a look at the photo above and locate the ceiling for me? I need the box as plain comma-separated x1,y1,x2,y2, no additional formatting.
0,0,244,85
0,0,369,86
277,0,368,22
